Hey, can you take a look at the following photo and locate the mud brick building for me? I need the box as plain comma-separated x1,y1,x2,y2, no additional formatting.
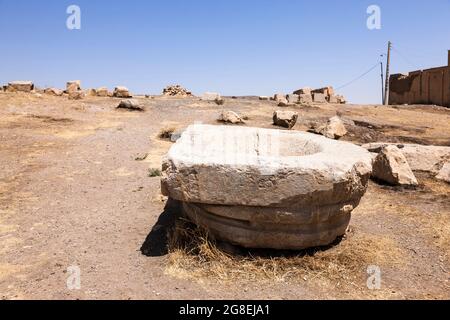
389,50,450,107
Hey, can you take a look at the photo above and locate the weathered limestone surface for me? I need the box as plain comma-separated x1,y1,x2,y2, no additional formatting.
161,124,373,249
299,93,313,104
362,143,450,173
273,110,298,129
436,163,450,183
7,81,34,92
286,94,299,104
313,93,327,103
372,146,418,186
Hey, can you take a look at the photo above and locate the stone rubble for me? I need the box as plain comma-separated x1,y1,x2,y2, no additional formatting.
273,110,298,129
217,111,245,124
372,146,418,186
162,85,193,97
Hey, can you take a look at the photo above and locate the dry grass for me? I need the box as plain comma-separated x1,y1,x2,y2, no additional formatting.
158,126,176,140
165,219,405,286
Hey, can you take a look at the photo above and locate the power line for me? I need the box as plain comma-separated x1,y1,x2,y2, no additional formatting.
391,46,420,70
336,62,380,90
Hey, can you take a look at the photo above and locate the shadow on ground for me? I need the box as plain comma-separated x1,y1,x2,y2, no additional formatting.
140,199,181,257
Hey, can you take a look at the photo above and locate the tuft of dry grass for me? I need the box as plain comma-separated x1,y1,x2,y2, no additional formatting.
158,127,176,140
165,219,405,286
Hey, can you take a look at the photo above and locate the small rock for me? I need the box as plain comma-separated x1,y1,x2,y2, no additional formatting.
44,88,63,96
310,116,347,139
273,110,298,129
372,146,418,186
218,111,245,124
96,87,109,97
436,163,450,183
113,86,132,98
278,99,289,107
259,96,270,101
117,99,144,111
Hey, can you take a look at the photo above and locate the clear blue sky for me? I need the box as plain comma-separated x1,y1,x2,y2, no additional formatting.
1,0,449,103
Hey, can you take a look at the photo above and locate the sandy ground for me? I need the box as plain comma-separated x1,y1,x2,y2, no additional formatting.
0,91,449,300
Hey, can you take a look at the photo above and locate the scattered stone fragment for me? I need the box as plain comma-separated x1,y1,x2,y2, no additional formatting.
113,86,132,98
116,99,144,111
162,85,193,97
96,87,109,97
273,110,298,129
278,99,289,107
87,89,97,96
44,87,63,96
372,146,418,186
259,96,270,101
336,95,347,104
362,143,450,173
310,116,347,139
436,163,450,183
7,81,34,92
218,111,245,124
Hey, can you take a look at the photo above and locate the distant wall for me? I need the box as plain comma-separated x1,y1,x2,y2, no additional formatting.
389,50,450,107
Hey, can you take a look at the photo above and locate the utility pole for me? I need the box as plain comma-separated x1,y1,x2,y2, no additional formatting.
383,41,392,105
380,57,384,105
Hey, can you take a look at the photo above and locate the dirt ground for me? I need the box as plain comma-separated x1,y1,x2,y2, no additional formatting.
0,91,449,300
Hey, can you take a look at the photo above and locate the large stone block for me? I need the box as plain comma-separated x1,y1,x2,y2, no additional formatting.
273,110,298,129
372,146,418,186
7,81,34,92
113,86,132,98
362,143,450,173
66,80,81,93
161,124,372,249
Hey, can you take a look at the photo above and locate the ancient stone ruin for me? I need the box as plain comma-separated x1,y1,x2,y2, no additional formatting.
162,85,193,97
6,81,34,92
161,124,373,250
